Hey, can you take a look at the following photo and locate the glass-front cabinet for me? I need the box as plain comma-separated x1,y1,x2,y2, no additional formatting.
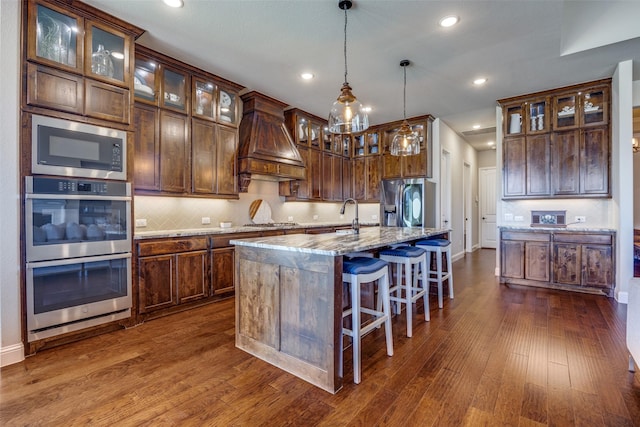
85,21,130,86
28,1,82,72
553,86,608,130
133,56,158,103
504,98,549,136
217,86,238,126
161,66,188,113
193,78,216,120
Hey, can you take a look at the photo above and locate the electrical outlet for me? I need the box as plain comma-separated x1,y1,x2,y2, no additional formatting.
287,216,294,222
575,216,586,223
135,218,147,227
201,217,211,225
313,215,319,220
504,213,514,221
514,215,524,222
372,214,378,220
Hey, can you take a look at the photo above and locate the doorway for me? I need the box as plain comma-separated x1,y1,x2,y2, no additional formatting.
479,167,497,249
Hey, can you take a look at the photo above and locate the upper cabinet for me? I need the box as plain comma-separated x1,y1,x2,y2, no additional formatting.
499,79,611,200
381,116,434,179
24,0,143,125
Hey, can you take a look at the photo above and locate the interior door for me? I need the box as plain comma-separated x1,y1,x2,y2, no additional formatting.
480,167,497,248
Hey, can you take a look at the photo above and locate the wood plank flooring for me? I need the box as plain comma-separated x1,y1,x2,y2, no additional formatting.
2,249,639,426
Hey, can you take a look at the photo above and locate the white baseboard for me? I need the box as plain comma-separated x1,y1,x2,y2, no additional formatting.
1,343,24,367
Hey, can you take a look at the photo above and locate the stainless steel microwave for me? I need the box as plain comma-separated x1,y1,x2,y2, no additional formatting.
32,115,127,180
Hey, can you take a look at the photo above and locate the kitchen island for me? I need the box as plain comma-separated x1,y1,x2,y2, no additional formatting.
231,226,448,393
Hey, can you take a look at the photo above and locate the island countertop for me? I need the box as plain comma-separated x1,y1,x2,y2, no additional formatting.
230,226,450,255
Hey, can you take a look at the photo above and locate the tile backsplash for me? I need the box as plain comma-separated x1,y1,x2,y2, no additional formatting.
501,198,614,228
134,180,379,231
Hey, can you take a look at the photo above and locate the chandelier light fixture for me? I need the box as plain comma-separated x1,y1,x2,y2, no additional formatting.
391,60,420,156
328,0,369,134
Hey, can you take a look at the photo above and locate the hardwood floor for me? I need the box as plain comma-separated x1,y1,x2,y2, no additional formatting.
2,249,639,426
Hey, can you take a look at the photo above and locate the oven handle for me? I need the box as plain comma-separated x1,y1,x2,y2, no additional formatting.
26,252,132,269
25,193,132,201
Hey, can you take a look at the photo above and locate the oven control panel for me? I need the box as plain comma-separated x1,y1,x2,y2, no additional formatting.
26,176,130,197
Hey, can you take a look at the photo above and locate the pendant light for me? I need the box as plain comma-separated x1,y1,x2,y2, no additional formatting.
391,60,420,156
328,0,369,134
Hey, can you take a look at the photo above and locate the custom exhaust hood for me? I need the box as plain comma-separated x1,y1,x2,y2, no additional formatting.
237,91,306,192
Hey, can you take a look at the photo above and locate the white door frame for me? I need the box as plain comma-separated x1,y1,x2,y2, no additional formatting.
463,161,472,253
479,166,497,249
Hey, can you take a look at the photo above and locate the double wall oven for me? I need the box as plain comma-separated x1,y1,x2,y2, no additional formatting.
25,115,132,342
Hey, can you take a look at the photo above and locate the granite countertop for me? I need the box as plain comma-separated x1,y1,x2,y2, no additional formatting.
499,225,616,233
230,226,450,256
134,221,379,240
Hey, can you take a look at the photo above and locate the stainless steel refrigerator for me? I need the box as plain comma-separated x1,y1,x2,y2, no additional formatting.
380,178,436,228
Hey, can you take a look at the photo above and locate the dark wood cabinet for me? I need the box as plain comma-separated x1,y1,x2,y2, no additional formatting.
159,110,189,193
380,116,433,180
500,229,614,296
499,80,611,200
138,254,175,313
176,250,208,303
352,155,381,202
217,125,238,195
23,0,141,124
322,152,343,201
133,104,160,190
211,247,234,296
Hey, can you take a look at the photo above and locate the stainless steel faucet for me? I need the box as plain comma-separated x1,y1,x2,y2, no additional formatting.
340,198,359,234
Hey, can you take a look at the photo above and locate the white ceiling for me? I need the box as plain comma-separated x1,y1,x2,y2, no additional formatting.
84,0,640,152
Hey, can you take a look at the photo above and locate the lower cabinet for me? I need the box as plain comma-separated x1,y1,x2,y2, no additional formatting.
500,229,615,295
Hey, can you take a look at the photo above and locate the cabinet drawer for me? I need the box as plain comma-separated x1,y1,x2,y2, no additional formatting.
501,231,550,242
138,237,208,256
553,233,612,245
212,232,262,248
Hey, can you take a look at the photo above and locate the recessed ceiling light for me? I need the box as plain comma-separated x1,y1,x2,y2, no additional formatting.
472,124,481,129
300,73,314,80
473,77,488,86
439,15,459,28
163,0,184,8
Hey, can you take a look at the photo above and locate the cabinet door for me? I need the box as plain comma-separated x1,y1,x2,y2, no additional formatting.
322,152,333,201
581,127,609,195
192,77,216,121
352,157,366,200
524,242,550,282
366,155,382,202
581,87,608,127
501,240,525,279
582,244,613,289
553,130,580,195
161,66,188,113
138,254,176,313
27,0,83,73
216,124,238,195
26,63,84,114
382,153,402,179
133,104,160,191
217,86,239,127
160,110,189,193
176,250,208,303
84,79,130,124
85,20,132,87
212,247,235,295
133,56,158,104
403,153,426,177
502,136,526,197
309,149,322,200
553,243,581,285
342,157,352,200
191,118,216,194
526,134,550,196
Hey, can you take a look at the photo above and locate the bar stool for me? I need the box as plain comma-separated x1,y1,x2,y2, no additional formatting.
416,239,453,309
342,256,394,384
379,245,429,338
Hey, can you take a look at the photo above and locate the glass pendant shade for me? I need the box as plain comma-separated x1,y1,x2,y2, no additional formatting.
328,83,369,134
391,120,420,156
328,0,369,134
391,59,419,156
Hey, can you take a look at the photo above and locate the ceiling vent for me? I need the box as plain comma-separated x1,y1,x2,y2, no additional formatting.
237,92,306,192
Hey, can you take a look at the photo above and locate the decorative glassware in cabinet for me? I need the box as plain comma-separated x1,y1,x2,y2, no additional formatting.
217,88,237,125
367,132,379,155
134,58,157,102
554,94,577,129
87,24,127,83
582,88,606,126
296,116,309,145
410,123,425,149
193,79,216,119
32,3,80,69
527,100,547,133
505,105,524,135
310,122,321,149
162,68,187,111
353,134,365,156
322,126,332,151
342,135,351,157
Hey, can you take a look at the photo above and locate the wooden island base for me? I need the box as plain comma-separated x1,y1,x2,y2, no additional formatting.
232,226,448,393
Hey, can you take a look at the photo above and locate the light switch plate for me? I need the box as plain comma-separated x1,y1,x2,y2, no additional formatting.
575,216,586,223
201,217,211,225
135,219,147,227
